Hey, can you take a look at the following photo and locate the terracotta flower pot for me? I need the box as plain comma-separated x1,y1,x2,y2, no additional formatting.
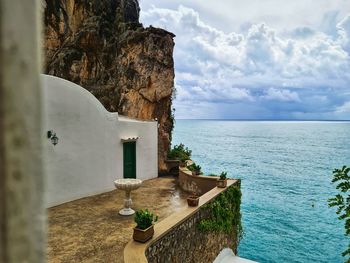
133,225,154,243
187,195,199,206
217,179,227,188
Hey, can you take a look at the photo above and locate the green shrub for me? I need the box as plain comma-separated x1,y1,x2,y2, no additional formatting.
328,166,350,262
188,163,202,173
134,209,158,230
168,143,192,161
220,171,227,180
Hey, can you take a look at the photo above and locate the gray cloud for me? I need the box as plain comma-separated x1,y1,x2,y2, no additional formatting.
141,5,350,119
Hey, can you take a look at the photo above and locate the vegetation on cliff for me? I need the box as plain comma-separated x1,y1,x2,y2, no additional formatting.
198,185,243,248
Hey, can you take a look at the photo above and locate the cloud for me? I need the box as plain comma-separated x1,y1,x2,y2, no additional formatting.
262,88,301,102
290,27,315,39
141,5,350,119
337,14,350,53
141,0,350,34
336,101,350,113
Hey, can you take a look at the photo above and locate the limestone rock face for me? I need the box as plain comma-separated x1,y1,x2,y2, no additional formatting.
43,0,175,173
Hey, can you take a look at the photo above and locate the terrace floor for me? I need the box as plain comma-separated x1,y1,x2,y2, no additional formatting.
47,176,189,263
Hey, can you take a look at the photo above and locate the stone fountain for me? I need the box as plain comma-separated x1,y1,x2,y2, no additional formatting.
114,179,142,216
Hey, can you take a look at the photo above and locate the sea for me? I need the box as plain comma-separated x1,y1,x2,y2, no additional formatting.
172,120,350,263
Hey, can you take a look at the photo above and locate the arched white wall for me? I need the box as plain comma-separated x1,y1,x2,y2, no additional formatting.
42,75,158,207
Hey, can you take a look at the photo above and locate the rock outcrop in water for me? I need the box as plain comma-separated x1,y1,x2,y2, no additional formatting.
43,0,175,173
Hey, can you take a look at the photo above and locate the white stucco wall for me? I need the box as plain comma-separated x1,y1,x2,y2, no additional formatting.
214,249,257,263
42,75,158,207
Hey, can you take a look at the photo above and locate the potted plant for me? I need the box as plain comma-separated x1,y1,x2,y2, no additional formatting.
187,194,199,206
133,209,158,243
188,163,202,176
217,171,228,188
187,190,200,207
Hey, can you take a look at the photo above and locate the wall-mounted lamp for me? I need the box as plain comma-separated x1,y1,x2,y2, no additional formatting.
47,130,59,146
154,118,160,128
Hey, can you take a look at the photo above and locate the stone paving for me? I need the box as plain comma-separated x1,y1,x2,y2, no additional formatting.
47,177,188,263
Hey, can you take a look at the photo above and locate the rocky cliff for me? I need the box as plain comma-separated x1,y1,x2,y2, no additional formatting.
43,0,175,173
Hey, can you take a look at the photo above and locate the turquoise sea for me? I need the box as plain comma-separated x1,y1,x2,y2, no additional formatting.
172,120,350,263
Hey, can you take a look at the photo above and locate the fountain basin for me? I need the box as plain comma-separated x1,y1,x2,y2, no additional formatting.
114,179,142,215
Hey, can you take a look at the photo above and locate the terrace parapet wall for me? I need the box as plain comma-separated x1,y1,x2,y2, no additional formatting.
179,167,219,195
123,179,241,263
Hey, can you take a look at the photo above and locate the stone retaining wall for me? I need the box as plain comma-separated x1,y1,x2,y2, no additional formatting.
145,182,240,263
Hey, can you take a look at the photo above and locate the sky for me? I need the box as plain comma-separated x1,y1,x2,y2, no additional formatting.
140,0,350,120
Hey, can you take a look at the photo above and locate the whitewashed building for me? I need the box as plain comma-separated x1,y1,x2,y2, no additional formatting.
42,75,158,207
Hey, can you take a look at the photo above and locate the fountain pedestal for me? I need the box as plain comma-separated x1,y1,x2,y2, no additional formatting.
114,179,142,216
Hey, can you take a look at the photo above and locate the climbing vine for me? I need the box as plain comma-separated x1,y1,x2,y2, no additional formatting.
198,185,243,243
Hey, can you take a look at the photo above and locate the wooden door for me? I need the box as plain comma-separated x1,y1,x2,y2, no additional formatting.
123,142,136,178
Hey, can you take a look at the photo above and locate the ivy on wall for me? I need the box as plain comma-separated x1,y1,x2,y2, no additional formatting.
198,185,243,243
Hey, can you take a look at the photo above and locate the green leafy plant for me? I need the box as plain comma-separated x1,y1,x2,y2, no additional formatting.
220,171,227,180
180,155,189,163
198,185,243,245
328,166,350,263
187,163,202,174
134,209,158,230
168,143,192,161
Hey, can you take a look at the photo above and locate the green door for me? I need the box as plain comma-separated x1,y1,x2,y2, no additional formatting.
123,142,136,178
